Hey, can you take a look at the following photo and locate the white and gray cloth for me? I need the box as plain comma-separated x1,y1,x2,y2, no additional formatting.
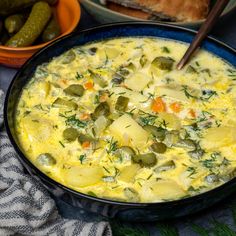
0,91,112,236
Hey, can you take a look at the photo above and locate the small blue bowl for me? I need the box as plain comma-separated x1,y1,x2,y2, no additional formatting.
4,22,236,221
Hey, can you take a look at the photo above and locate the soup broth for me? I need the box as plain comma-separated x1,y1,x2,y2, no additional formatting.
16,37,236,203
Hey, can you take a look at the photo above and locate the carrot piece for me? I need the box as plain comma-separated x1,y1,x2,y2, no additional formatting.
60,79,68,85
170,102,181,113
80,113,90,120
82,141,90,149
151,97,166,113
84,82,94,90
189,109,196,118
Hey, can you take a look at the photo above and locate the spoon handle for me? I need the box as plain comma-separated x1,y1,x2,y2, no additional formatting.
177,0,229,70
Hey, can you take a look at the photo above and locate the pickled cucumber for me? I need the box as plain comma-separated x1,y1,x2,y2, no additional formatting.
42,14,60,43
4,14,26,34
6,2,52,47
0,0,58,16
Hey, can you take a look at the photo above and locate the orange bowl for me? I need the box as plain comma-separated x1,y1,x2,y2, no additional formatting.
0,0,81,68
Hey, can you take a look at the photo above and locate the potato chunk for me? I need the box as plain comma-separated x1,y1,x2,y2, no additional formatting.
22,116,53,142
64,166,103,188
125,72,152,91
201,126,236,150
118,164,140,182
156,85,189,103
109,114,149,147
142,180,186,201
158,112,181,130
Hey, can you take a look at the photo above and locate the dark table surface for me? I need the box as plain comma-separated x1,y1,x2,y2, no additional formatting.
1,5,236,235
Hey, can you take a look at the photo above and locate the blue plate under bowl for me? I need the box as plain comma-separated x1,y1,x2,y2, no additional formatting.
4,22,236,221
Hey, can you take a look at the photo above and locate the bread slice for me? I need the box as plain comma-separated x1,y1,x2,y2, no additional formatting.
105,0,210,22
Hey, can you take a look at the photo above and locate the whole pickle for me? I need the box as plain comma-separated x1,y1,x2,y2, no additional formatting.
42,14,60,43
4,14,26,34
6,2,52,47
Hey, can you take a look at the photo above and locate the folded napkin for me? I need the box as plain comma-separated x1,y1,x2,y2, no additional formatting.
0,90,112,236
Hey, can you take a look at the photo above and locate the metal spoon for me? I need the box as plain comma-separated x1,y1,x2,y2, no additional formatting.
177,0,230,70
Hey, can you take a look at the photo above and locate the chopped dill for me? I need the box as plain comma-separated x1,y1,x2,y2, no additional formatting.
187,166,197,178
79,154,86,164
106,138,118,154
161,46,170,53
181,85,198,100
75,72,83,80
147,173,153,180
59,141,65,148
103,166,111,174
138,110,157,126
65,115,87,128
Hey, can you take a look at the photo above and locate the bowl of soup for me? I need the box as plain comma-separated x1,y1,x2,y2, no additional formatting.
4,22,236,221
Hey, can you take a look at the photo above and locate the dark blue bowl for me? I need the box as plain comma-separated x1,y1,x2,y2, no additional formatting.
4,22,236,221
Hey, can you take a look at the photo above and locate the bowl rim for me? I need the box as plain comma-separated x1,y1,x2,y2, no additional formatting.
4,21,236,207
80,0,236,26
0,0,81,52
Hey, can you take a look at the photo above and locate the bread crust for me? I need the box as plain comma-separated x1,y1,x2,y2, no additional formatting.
106,0,210,22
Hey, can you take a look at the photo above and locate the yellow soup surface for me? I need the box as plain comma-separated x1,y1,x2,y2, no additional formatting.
15,37,236,203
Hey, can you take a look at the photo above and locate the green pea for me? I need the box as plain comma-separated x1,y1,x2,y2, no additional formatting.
36,153,56,166
151,56,174,70
150,142,167,153
132,153,157,167
115,96,129,112
63,127,79,142
91,102,110,120
64,84,84,97
143,125,166,141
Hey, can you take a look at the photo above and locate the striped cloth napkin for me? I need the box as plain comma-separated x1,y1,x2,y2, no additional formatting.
0,90,112,236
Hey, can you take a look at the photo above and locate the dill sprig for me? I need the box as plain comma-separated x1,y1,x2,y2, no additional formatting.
210,219,236,236
111,221,149,236
65,114,87,128
190,223,210,236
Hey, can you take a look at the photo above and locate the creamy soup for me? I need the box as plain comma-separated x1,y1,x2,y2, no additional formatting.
15,37,236,203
